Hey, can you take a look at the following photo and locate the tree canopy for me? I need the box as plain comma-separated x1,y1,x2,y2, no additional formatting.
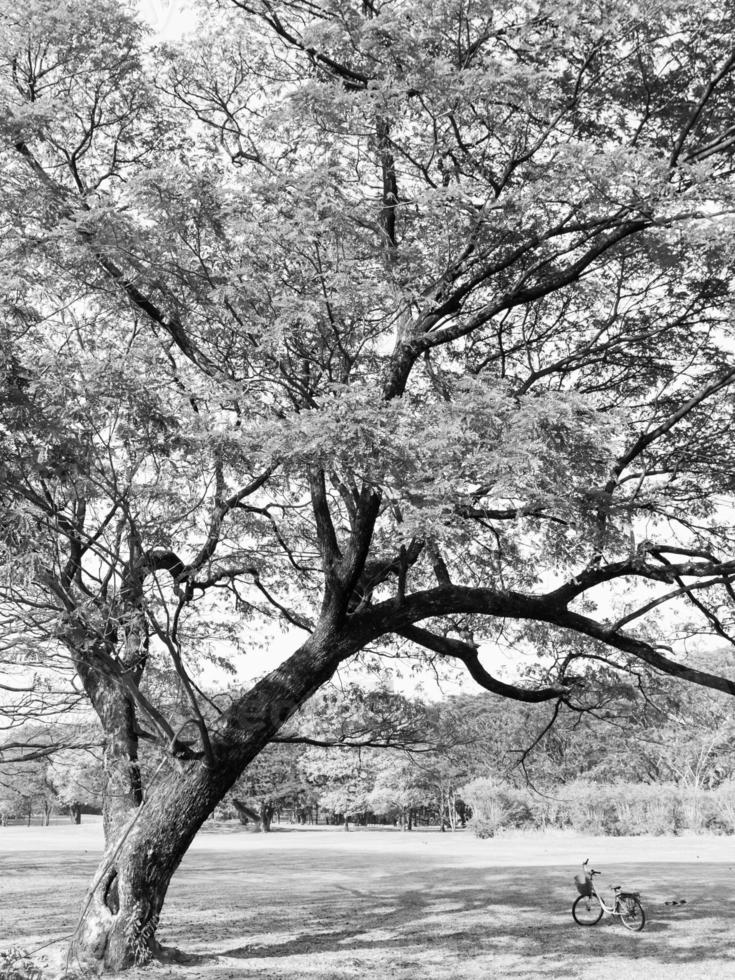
2,0,735,969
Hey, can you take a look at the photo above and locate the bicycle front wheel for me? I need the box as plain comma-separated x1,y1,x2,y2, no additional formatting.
572,894,604,925
618,896,645,932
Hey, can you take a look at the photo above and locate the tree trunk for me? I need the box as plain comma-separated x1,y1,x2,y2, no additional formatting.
82,665,143,840
71,762,218,971
232,798,259,825
70,804,82,825
71,627,349,971
259,802,274,833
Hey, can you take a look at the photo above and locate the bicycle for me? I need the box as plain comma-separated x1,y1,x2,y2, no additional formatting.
572,858,646,932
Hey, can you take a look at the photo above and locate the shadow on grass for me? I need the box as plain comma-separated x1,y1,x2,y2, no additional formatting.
6,845,734,976
208,865,735,970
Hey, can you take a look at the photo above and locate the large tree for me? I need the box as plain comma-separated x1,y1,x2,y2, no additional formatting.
2,0,735,968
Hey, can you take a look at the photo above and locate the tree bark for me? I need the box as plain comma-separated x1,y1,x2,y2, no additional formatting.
71,643,143,840
71,628,349,971
99,694,142,841
259,802,274,833
70,804,82,825
71,761,219,970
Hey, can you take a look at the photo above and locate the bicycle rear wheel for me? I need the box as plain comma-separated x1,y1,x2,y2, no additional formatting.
572,894,603,925
618,896,645,932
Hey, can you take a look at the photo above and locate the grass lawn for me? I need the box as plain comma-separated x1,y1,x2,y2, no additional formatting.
1,823,735,979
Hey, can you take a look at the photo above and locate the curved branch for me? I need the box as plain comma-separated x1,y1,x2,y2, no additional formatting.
352,580,735,697
557,607,735,698
231,1,370,89
551,554,735,606
397,625,567,703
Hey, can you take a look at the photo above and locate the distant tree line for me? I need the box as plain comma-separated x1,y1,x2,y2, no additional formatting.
5,658,735,835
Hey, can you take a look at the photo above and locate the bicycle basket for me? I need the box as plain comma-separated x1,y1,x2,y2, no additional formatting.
575,875,593,897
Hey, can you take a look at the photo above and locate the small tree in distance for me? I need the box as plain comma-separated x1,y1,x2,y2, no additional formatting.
229,742,311,831
2,0,735,969
48,750,104,824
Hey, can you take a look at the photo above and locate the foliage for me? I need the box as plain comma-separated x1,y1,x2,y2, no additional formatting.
461,777,534,837
367,754,435,819
2,0,735,784
3,0,735,965
708,780,735,834
47,750,104,813
0,948,44,980
0,758,56,824
460,774,735,838
228,742,314,827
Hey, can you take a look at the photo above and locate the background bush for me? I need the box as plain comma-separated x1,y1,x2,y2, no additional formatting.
460,778,734,836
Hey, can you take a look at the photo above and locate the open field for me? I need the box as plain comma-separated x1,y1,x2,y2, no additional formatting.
2,823,735,979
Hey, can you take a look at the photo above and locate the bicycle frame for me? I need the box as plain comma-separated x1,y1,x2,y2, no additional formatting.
587,874,620,915
574,858,645,931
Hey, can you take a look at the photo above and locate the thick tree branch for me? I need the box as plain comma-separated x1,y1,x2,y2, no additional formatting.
308,466,342,595
551,555,735,606
352,578,735,697
272,734,434,751
231,1,370,90
398,625,567,703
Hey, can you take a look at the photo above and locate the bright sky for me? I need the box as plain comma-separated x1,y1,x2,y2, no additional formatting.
138,0,195,40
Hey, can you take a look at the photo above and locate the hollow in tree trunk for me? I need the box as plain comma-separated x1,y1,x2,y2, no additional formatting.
71,763,210,969
70,630,348,971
